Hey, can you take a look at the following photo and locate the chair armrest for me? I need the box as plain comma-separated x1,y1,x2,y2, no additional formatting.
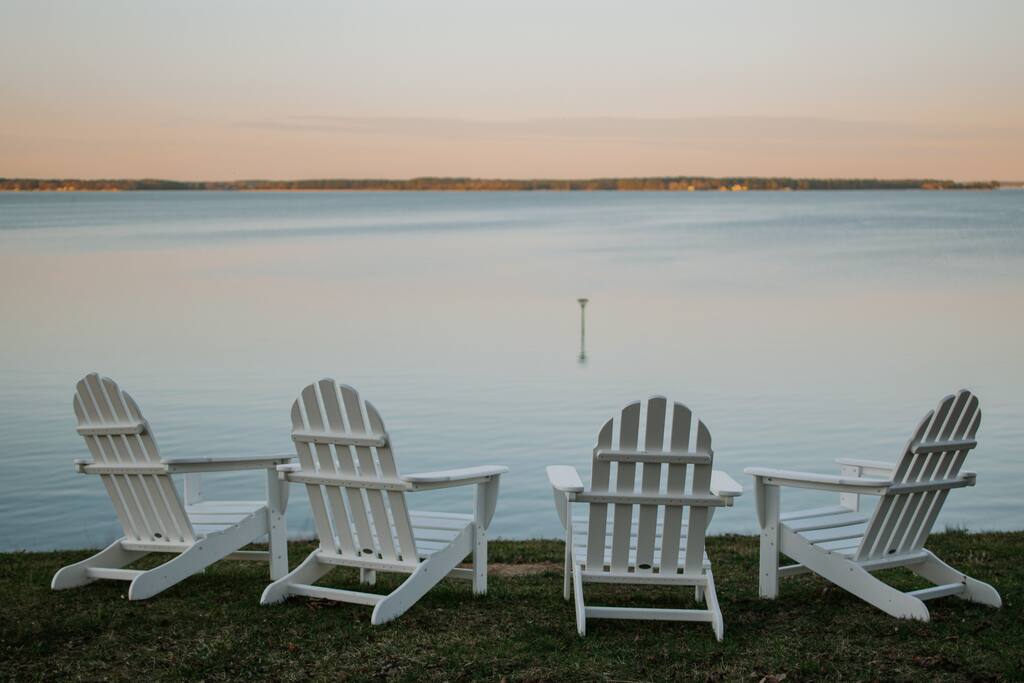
546,465,585,494
547,465,584,530
405,465,508,527
403,465,508,491
835,457,897,477
710,470,743,500
745,466,892,494
163,454,294,473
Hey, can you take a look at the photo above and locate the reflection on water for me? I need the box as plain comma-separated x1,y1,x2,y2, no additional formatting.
0,190,1022,550
577,298,588,364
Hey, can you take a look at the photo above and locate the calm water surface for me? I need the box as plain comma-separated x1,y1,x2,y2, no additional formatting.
1,191,1022,550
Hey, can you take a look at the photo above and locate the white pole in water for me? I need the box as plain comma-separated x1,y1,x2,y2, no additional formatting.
578,298,589,363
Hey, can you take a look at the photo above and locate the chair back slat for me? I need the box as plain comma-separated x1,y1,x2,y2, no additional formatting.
856,390,981,561
609,402,641,572
291,380,418,564
315,381,376,555
659,402,692,573
339,384,399,562
634,397,667,573
585,419,614,570
683,420,713,574
73,373,193,545
293,387,346,555
899,392,980,554
114,384,193,544
583,398,713,576
365,402,418,564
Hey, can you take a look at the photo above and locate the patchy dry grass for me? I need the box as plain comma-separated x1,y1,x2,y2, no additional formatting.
1,532,1021,681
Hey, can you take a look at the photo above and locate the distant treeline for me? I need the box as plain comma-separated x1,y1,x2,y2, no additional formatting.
0,177,1000,192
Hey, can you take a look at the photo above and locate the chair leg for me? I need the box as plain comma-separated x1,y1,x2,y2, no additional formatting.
261,549,334,605
472,524,487,596
129,512,266,600
472,483,488,596
782,529,930,620
753,479,782,602
371,525,473,625
360,568,377,586
563,539,573,601
51,538,147,590
571,560,586,636
909,550,1002,608
266,469,289,580
703,569,724,642
755,480,781,599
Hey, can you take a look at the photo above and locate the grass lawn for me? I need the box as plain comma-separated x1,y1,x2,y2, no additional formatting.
1,531,1021,681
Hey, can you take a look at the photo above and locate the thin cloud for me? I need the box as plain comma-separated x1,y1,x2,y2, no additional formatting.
233,115,1023,146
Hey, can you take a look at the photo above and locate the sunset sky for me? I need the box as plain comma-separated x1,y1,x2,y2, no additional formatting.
1,0,1022,181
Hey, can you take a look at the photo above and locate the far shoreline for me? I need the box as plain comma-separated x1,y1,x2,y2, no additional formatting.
0,187,1007,193
0,176,1005,193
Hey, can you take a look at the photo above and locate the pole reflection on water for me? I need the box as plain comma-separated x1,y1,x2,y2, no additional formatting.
578,298,589,364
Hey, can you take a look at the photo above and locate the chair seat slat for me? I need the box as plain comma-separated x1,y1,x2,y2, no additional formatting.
784,511,869,533
780,505,854,522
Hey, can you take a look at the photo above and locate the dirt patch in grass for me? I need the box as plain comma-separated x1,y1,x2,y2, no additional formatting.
478,561,563,577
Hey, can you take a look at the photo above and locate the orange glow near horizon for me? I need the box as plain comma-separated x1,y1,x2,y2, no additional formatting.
1,1,1022,181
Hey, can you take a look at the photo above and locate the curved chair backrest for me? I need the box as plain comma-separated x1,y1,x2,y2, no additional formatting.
856,389,981,561
584,397,714,576
73,373,194,545
290,379,418,565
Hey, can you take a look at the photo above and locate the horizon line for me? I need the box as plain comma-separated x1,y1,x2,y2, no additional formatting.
2,175,1016,184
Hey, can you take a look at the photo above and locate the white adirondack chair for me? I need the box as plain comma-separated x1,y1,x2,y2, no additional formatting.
546,397,742,640
51,373,292,599
746,389,1002,620
260,379,508,624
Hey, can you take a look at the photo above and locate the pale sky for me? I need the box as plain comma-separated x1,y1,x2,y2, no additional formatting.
1,0,1022,180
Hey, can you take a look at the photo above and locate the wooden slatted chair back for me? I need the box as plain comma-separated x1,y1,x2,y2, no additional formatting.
585,397,714,576
856,390,981,561
290,379,418,565
73,373,195,545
